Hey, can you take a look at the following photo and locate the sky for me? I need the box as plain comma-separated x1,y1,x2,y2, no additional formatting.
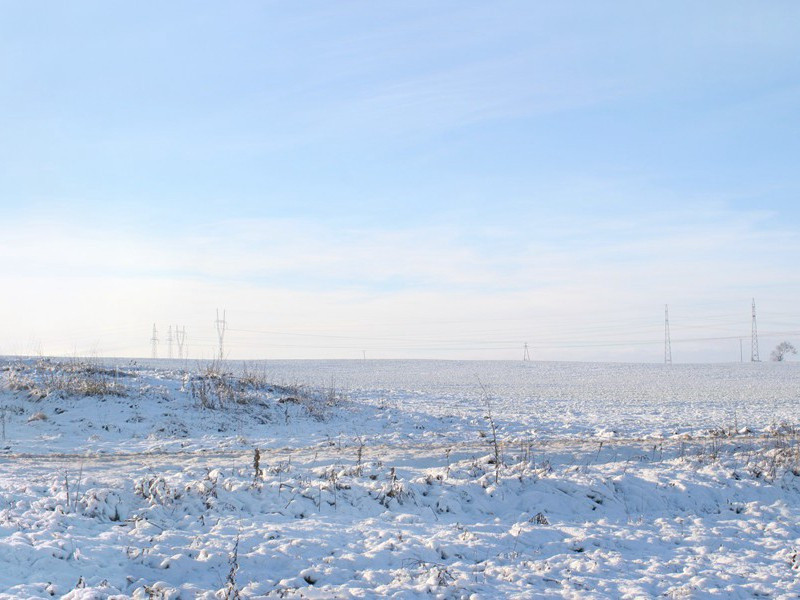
1,1,799,362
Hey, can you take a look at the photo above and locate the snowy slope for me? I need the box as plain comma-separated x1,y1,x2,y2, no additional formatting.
1,358,799,598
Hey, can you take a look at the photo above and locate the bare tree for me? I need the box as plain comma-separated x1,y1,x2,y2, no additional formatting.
770,341,797,362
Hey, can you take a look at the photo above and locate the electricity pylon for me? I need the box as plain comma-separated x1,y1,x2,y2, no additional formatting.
175,326,186,359
751,298,760,362
150,324,159,359
664,305,672,365
215,309,227,360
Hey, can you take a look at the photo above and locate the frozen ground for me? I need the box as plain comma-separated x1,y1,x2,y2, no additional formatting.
0,357,799,598
221,359,800,440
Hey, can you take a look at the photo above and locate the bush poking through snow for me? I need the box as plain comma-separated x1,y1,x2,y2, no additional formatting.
409,560,455,587
252,448,263,486
477,377,502,484
135,475,179,506
224,536,242,600
532,511,550,525
27,411,47,423
189,362,238,409
188,362,342,421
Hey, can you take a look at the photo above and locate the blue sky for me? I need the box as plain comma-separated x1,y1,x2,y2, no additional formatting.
1,2,799,361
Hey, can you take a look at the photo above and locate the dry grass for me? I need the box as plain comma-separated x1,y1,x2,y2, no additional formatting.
188,362,343,421
3,359,128,400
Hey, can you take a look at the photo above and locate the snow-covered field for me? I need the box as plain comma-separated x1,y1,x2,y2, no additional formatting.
1,357,799,598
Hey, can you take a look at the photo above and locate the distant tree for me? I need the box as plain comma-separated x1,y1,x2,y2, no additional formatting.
770,341,797,362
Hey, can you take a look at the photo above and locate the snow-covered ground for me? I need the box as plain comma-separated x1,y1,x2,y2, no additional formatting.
1,357,799,598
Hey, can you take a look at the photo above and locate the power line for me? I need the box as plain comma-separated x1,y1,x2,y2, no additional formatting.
182,329,800,352
228,314,794,346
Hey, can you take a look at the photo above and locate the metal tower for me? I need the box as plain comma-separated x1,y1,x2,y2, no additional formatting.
751,298,760,362
150,324,159,359
167,326,173,359
215,309,227,360
664,305,672,365
175,326,186,359
523,343,531,361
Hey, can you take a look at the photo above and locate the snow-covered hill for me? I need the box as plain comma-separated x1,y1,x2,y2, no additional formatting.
1,358,798,598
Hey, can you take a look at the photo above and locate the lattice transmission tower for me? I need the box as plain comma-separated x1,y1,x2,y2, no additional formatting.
175,326,187,359
664,305,672,365
751,298,760,362
215,309,227,360
150,324,159,359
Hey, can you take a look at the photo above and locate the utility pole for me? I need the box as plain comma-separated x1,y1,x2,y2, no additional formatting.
167,325,173,359
664,305,672,365
215,309,227,361
150,324,159,359
751,298,760,362
523,342,531,361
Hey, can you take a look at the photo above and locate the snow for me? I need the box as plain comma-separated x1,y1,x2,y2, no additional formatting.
1,357,799,598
